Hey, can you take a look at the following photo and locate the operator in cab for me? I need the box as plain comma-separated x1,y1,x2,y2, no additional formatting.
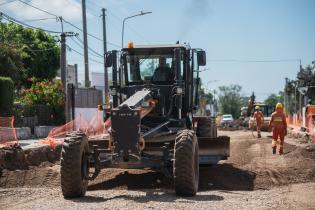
152,57,173,82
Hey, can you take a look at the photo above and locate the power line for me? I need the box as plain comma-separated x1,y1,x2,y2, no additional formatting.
69,36,103,58
2,0,137,48
75,36,103,57
65,0,99,18
0,11,62,33
85,5,101,18
89,57,104,65
24,17,57,22
67,44,84,56
86,0,102,9
62,18,120,47
12,0,120,47
207,59,301,63
0,0,16,6
67,44,104,65
17,0,57,18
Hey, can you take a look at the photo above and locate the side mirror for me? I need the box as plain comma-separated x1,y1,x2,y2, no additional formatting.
197,50,206,66
105,52,113,67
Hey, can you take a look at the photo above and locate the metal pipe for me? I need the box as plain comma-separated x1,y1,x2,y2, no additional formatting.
174,48,181,81
112,50,118,107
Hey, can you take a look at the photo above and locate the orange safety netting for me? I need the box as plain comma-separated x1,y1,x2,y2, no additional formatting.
0,116,19,148
286,113,315,142
40,110,110,148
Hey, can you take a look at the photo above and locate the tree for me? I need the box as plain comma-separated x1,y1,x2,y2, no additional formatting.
264,93,283,107
0,22,60,87
0,77,14,115
0,44,25,88
218,84,243,118
297,65,315,87
198,87,214,104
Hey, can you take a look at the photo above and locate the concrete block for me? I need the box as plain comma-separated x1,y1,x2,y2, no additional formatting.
35,126,56,138
16,127,32,140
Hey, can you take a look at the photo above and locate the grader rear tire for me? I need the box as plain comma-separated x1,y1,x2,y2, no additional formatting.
196,117,217,138
60,133,89,198
173,129,199,196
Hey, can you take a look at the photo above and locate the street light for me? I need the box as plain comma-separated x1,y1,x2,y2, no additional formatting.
121,11,152,48
206,80,219,93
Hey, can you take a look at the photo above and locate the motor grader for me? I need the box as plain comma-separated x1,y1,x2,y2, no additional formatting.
60,43,230,197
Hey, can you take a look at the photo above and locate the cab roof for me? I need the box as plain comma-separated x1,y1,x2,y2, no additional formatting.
122,44,190,55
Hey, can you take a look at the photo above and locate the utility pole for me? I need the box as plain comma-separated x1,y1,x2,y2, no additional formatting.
82,0,90,87
60,32,78,122
60,33,66,91
102,8,110,108
284,77,289,114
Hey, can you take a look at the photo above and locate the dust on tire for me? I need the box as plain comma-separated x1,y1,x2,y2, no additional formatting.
173,129,199,196
60,133,89,198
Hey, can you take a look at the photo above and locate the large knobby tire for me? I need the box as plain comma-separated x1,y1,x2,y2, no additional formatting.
173,129,199,196
196,117,217,138
60,133,89,198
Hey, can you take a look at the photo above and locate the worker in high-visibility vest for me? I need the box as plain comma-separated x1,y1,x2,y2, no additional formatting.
253,105,264,138
269,103,287,155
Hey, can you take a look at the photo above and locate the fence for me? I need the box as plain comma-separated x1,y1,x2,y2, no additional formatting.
40,110,108,149
0,116,18,148
286,113,315,142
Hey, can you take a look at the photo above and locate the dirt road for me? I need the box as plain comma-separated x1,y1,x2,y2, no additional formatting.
1,130,315,210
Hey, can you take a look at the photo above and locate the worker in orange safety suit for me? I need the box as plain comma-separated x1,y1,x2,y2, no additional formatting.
269,103,287,155
253,105,264,138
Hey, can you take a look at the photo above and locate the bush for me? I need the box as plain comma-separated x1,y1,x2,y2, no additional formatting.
21,79,65,125
0,77,14,116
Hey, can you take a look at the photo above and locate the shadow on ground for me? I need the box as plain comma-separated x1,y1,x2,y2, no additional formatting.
88,170,172,191
88,163,255,192
199,164,256,191
70,192,224,203
83,163,255,203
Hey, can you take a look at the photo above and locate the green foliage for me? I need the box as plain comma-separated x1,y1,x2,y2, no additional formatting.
0,45,25,88
0,22,60,87
246,92,256,116
297,65,315,87
21,79,64,107
0,77,14,115
21,79,65,124
218,84,243,118
199,88,214,104
264,93,283,107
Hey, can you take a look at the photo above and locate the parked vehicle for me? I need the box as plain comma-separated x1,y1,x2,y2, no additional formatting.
221,114,234,127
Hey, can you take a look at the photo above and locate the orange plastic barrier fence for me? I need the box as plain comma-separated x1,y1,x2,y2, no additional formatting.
0,116,18,148
40,111,109,147
286,113,315,142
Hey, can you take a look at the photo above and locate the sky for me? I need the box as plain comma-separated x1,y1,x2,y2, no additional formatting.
1,0,315,101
